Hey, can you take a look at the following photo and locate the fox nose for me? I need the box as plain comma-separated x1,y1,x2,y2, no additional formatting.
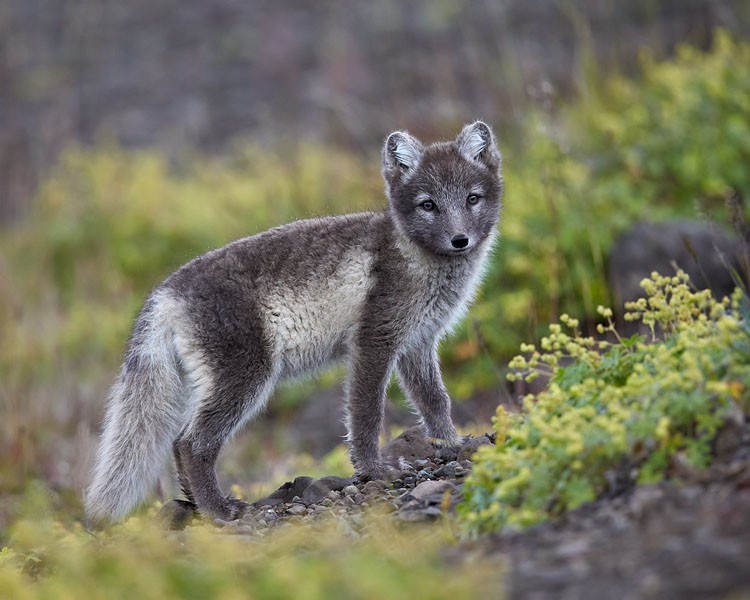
451,234,470,249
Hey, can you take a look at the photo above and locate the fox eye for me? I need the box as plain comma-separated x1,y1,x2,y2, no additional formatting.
467,194,480,205
420,200,435,211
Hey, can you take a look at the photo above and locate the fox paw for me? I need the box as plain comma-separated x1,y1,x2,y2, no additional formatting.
201,497,250,522
430,435,464,449
356,462,402,483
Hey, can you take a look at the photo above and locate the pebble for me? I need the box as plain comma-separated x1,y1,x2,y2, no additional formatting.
263,510,278,524
362,480,388,494
410,479,456,501
342,484,360,497
162,429,496,536
287,503,307,515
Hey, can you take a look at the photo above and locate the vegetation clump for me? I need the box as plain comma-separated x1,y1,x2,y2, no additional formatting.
460,271,750,534
0,509,501,599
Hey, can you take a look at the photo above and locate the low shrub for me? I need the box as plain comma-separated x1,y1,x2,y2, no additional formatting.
460,271,750,535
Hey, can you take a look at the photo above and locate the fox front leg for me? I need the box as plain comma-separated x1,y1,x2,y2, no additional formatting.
396,344,460,445
344,340,401,481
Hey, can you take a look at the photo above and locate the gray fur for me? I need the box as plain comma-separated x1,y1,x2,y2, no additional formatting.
84,121,503,526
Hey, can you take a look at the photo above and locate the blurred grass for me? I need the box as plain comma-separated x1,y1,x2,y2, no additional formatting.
0,486,503,599
0,29,749,557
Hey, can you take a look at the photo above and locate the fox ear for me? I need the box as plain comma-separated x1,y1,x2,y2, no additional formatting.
456,121,501,171
382,131,424,181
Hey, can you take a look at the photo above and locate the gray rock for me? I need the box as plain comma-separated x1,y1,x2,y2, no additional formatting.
253,497,285,507
398,506,443,521
409,480,456,501
435,461,460,478
362,480,389,495
287,503,308,516
382,426,438,463
302,476,357,504
263,476,314,504
262,509,279,524
342,484,360,496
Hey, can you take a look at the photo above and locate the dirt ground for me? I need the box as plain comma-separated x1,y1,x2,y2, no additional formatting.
470,420,750,599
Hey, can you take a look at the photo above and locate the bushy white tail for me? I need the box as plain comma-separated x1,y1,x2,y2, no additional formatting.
85,299,186,528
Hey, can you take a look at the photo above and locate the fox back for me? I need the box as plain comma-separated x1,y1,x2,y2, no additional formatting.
84,121,503,527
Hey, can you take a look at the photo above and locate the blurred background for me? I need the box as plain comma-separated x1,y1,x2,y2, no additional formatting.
1,0,749,524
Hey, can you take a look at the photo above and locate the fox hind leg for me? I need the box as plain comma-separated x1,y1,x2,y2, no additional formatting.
173,427,196,506
175,366,277,522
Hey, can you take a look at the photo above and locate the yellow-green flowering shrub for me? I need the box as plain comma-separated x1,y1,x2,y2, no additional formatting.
460,271,750,535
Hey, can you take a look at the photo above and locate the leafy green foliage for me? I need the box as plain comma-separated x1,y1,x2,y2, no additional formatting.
454,30,750,388
460,272,750,534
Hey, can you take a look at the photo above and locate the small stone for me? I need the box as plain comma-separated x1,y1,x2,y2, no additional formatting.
302,476,356,504
287,503,307,515
318,498,333,507
327,490,340,500
362,480,389,495
435,461,460,478
253,497,285,508
265,476,314,503
414,459,430,468
397,506,442,521
263,509,278,523
240,512,261,526
354,493,365,504
342,484,360,496
417,468,436,480
409,480,455,501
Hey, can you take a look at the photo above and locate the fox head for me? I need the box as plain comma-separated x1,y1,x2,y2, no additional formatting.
382,121,503,256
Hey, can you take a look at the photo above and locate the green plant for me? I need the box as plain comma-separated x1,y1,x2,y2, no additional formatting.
447,30,750,391
460,271,750,535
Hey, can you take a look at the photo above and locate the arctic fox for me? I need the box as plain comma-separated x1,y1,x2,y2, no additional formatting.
85,121,503,526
